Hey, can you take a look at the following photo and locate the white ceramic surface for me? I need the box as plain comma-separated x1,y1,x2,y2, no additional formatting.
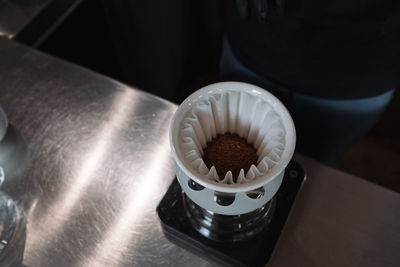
170,82,296,215
180,88,286,184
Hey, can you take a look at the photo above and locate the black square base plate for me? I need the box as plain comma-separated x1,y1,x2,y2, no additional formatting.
157,160,305,267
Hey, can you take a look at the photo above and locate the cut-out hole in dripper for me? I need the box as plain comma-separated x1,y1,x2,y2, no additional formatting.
188,179,205,191
246,187,265,199
214,192,235,206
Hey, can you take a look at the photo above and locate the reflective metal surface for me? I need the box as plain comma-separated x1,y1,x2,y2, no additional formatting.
0,0,82,46
270,155,400,267
0,0,50,38
0,37,212,267
0,37,399,266
184,193,275,242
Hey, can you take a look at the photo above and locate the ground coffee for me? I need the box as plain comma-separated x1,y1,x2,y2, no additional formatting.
202,133,258,182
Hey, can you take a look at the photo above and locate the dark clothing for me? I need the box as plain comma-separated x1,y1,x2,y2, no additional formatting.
102,0,224,102
220,38,394,165
226,0,400,99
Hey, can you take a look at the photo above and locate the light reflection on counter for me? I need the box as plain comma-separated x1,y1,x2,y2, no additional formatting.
81,143,170,266
26,88,139,255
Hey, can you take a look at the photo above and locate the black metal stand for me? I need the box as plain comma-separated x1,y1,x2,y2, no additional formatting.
157,160,305,267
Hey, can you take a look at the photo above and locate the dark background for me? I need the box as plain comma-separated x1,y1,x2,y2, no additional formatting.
37,0,400,192
39,0,225,103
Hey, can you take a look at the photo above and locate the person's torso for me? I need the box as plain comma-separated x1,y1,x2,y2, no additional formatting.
226,0,400,98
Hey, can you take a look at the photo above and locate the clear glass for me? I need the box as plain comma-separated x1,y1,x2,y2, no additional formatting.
0,106,7,142
0,191,26,266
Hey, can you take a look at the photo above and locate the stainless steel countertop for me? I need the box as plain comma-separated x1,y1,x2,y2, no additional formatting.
0,0,50,38
0,0,81,46
0,37,399,267
270,155,400,267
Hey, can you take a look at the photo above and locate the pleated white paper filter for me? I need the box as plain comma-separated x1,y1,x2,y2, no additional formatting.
180,90,285,184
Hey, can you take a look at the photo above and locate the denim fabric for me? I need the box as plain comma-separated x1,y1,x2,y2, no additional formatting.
220,39,395,165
